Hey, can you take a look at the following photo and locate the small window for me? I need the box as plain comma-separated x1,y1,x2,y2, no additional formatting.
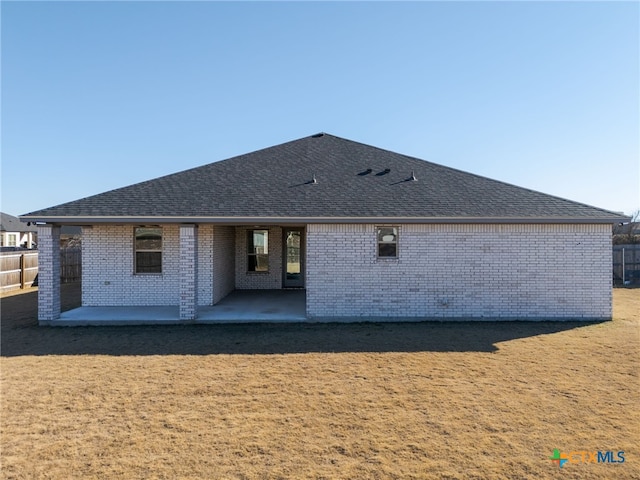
377,227,398,258
135,227,162,274
247,230,269,272
7,234,17,247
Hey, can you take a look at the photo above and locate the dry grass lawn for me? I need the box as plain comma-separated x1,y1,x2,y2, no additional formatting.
1,285,638,479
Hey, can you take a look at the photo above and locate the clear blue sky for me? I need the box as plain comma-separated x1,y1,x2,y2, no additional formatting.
2,1,638,217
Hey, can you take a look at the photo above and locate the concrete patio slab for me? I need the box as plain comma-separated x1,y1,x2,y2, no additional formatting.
57,306,180,326
52,289,306,326
200,289,306,322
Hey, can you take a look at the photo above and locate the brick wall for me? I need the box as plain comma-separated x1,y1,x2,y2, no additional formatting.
82,225,182,306
82,224,285,307
306,223,612,320
83,224,229,308
212,225,235,303
197,224,214,305
179,224,198,319
37,225,61,321
235,226,283,289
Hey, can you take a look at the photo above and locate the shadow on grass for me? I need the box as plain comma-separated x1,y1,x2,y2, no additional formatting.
1,286,607,357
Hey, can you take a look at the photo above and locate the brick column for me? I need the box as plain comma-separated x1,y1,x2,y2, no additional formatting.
179,224,198,320
37,225,61,323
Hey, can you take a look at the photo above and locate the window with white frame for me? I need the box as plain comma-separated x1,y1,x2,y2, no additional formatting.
135,227,162,273
7,234,17,247
247,229,269,272
377,227,398,258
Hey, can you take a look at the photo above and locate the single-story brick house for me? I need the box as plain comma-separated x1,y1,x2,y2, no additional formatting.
22,133,628,325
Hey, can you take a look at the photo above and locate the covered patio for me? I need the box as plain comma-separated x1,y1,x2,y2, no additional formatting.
51,290,307,326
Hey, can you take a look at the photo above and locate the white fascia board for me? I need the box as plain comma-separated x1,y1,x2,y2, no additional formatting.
18,215,631,225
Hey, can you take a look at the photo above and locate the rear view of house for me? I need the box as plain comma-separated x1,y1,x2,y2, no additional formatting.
21,133,628,325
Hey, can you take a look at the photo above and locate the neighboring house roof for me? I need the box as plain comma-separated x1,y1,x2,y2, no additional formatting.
21,133,628,224
1,212,37,232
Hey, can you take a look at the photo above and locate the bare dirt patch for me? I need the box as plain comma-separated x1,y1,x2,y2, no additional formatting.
1,287,638,479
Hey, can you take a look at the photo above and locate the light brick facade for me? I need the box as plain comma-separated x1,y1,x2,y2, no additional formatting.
212,225,235,303
179,224,198,320
235,226,283,289
197,225,214,305
82,225,182,306
306,223,612,320
80,224,285,308
37,225,61,321
76,222,612,321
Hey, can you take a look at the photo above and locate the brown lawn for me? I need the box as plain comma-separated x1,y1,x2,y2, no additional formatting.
1,285,638,479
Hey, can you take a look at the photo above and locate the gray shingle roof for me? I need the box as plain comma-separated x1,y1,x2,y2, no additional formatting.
21,133,627,224
1,212,37,232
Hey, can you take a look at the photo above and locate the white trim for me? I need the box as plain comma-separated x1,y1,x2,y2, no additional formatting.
18,215,629,225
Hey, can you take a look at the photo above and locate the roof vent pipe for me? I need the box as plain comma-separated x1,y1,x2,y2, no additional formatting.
410,171,417,181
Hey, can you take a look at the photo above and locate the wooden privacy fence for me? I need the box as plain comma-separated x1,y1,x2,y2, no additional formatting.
0,252,38,291
0,247,82,291
613,244,640,286
60,247,81,284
